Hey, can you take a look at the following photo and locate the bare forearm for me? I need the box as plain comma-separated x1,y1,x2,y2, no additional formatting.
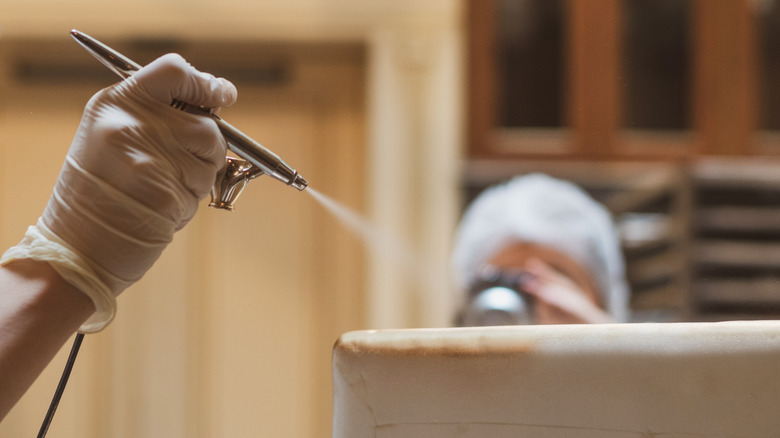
0,260,94,420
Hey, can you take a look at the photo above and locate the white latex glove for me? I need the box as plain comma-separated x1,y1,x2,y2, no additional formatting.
1,53,237,332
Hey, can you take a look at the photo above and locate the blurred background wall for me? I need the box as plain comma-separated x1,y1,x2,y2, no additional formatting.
5,0,780,437
0,1,462,437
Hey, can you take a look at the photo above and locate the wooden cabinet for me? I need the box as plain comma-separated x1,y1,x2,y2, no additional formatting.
468,0,767,160
466,0,780,321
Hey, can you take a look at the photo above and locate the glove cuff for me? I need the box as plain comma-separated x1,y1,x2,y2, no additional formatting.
0,224,117,333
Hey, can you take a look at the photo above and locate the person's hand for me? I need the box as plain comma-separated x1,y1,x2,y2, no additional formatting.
520,258,614,324
1,53,237,332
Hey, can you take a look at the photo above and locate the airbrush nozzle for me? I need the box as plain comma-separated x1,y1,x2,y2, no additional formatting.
290,175,308,191
70,29,309,207
213,116,308,191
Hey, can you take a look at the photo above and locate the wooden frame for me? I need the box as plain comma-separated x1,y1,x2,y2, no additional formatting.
467,0,763,161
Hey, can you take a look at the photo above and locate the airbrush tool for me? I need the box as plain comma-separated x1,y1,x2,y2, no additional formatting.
70,29,308,210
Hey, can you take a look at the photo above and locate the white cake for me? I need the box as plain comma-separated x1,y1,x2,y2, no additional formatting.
332,322,780,437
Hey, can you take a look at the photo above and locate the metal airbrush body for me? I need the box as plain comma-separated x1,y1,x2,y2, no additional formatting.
70,29,308,210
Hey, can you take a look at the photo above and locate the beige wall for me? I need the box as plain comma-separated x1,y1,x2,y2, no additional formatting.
0,41,367,438
0,1,459,41
0,1,464,437
0,0,465,324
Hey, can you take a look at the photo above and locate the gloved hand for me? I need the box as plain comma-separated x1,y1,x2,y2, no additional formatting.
0,53,237,332
520,258,614,324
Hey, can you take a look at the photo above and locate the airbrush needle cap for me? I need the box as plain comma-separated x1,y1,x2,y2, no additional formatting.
290,175,308,191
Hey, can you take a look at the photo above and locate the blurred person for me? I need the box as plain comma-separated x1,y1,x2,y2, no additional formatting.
452,173,629,326
0,53,237,419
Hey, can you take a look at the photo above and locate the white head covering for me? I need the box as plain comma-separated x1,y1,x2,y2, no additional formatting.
452,173,630,322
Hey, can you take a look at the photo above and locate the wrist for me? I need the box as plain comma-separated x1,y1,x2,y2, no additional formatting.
2,224,118,332
0,259,95,330
0,259,95,419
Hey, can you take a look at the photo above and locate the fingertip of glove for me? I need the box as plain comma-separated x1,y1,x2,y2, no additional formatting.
134,54,237,108
218,78,238,107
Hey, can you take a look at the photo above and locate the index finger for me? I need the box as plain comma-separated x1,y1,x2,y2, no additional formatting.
132,53,238,109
